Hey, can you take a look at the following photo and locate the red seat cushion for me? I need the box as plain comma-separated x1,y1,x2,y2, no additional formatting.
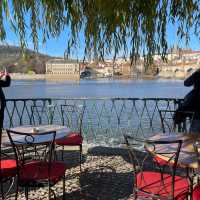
193,185,200,200
19,161,67,185
55,132,83,145
153,156,184,168
153,156,170,166
136,171,189,200
0,159,17,177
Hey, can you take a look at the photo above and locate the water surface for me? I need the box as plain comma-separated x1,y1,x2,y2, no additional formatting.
4,79,192,99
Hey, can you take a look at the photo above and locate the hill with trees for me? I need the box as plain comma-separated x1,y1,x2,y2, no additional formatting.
0,45,56,74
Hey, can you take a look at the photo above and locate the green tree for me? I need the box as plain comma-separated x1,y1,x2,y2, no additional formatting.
0,0,199,66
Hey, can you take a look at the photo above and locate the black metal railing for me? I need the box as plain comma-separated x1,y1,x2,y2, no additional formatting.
4,98,181,145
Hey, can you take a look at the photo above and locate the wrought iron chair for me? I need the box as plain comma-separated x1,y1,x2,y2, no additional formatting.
159,110,194,133
192,186,200,200
55,104,85,171
0,147,18,200
31,104,55,125
124,134,189,199
158,110,196,198
6,129,67,200
156,110,194,167
192,139,200,200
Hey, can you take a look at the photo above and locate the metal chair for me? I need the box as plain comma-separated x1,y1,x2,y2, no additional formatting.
31,104,55,125
192,139,200,200
159,110,194,133
0,149,18,200
124,134,189,199
158,110,195,197
55,104,85,171
192,186,200,200
6,129,67,200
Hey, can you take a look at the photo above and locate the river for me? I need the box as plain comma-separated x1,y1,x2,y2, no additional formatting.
4,79,192,99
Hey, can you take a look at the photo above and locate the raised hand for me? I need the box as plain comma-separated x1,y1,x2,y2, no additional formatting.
0,71,5,78
4,68,9,76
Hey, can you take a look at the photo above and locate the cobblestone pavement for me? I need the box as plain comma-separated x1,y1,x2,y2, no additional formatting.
5,146,135,200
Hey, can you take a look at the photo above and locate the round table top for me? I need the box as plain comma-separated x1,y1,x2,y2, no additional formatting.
149,132,200,142
2,124,70,145
147,132,200,169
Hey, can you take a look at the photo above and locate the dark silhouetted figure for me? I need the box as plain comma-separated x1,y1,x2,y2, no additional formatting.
0,71,11,169
174,69,200,133
0,72,11,129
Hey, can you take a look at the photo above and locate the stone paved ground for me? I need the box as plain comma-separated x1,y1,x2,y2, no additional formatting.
6,146,136,200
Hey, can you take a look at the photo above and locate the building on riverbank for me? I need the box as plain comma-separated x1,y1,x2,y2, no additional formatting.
46,59,80,80
154,48,200,79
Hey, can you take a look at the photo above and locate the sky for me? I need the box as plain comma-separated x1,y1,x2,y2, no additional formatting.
167,22,200,51
2,15,200,59
2,20,86,59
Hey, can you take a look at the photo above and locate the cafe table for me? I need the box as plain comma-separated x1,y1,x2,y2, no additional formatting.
147,132,200,169
1,125,70,199
2,124,70,146
142,133,200,198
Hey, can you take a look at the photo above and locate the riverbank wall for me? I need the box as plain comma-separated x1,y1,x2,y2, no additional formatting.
158,71,186,79
10,73,45,80
10,73,81,81
10,72,186,80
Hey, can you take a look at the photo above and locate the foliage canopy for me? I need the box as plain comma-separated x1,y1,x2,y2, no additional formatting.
0,0,200,65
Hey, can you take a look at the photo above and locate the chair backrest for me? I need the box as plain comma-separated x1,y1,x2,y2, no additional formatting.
31,104,55,125
60,104,85,134
124,134,182,199
6,129,56,176
159,110,194,133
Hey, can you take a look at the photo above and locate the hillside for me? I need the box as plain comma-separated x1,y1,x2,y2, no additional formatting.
0,45,56,74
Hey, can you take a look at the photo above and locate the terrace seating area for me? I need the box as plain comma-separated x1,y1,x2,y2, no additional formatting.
2,146,134,200
1,98,200,199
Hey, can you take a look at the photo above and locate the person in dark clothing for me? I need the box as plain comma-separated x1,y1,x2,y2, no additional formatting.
184,69,200,88
0,72,11,198
0,71,11,129
174,69,200,133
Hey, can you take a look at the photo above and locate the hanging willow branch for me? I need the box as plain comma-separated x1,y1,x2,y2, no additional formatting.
0,0,200,66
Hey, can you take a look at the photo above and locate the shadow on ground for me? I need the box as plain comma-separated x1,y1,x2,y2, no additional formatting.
87,145,147,164
87,146,129,157
57,166,133,200
56,149,87,169
55,146,134,200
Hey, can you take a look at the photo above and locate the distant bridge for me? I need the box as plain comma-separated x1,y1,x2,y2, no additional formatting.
158,65,200,78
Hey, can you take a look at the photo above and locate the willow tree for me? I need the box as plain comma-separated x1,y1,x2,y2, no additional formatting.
0,0,200,66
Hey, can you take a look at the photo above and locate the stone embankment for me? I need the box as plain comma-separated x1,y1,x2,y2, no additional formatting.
10,73,45,80
158,71,187,79
9,72,190,80
158,65,200,79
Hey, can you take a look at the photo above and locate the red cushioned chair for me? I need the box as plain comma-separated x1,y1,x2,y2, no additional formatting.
6,129,67,200
193,185,200,200
124,134,190,200
55,104,85,171
1,130,19,200
155,110,194,174
193,140,200,200
0,156,18,200
1,159,17,177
